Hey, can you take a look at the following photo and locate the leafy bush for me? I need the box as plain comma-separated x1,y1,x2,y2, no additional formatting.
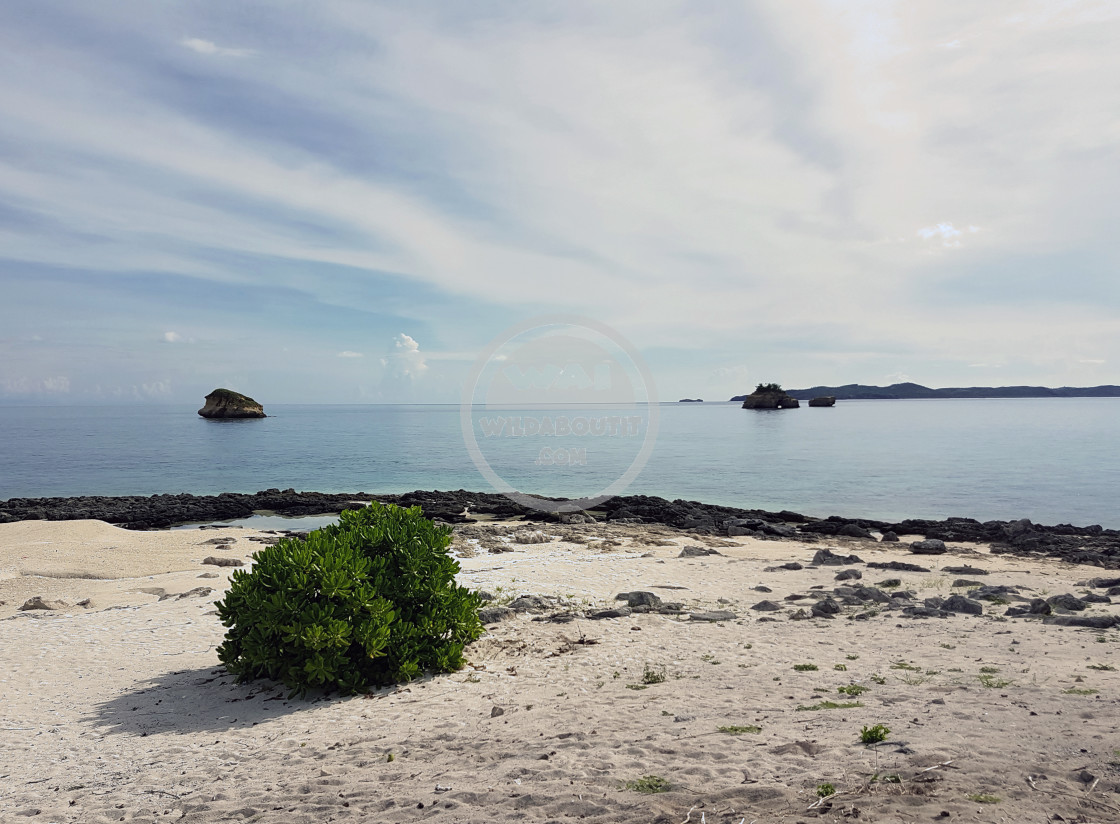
860,723,890,744
755,382,784,393
215,503,484,696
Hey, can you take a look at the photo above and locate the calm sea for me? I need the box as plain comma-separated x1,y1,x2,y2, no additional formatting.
0,399,1118,528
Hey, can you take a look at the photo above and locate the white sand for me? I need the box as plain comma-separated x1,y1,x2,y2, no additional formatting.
2,519,1119,823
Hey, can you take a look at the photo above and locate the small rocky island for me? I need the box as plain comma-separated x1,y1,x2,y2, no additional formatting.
740,383,800,409
198,388,266,419
678,398,704,403
808,396,836,407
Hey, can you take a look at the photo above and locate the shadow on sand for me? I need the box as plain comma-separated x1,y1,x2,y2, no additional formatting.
85,666,328,735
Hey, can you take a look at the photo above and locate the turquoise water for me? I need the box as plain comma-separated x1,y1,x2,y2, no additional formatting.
1,399,1118,527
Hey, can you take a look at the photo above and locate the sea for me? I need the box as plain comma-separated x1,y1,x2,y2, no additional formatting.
1,399,1118,529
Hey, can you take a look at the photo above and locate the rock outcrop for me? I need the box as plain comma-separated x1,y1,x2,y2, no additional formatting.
198,388,266,419
808,396,836,407
741,385,799,409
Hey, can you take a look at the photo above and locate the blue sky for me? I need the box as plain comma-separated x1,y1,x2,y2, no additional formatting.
2,0,1118,404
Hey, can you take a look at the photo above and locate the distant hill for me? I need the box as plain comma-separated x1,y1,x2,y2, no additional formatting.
729,383,1120,402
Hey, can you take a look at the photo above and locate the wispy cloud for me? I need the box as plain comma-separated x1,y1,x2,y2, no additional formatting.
162,331,183,343
179,37,255,58
336,350,363,358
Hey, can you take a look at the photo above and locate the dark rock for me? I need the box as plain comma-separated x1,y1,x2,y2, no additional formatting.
1082,592,1112,604
969,585,1024,602
202,556,244,567
812,548,863,566
478,606,515,624
616,591,662,608
942,565,989,576
477,591,495,603
879,531,900,542
1108,586,1120,597
750,600,782,612
875,578,902,588
952,579,985,589
657,603,686,613
690,610,737,622
837,524,873,539
808,396,835,407
909,539,947,555
868,561,929,572
835,568,863,581
491,706,505,718
902,606,949,619
1043,615,1120,628
751,585,773,593
1028,598,1052,615
924,597,944,609
942,595,983,615
679,546,721,558
18,596,68,611
588,607,632,619
764,562,803,572
1006,518,1033,538
1085,576,1120,589
197,388,266,419
508,595,556,612
1047,594,1088,612
811,597,840,618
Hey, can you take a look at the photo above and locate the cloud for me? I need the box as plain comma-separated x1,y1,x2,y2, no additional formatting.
179,37,255,58
380,333,428,382
336,350,363,358
2,376,70,395
1079,358,1106,365
162,331,182,343
939,39,964,50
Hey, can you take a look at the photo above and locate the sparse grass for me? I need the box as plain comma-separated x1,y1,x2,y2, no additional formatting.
979,666,1000,674
940,643,957,650
870,674,887,685
834,664,848,671
793,663,819,671
817,783,836,797
890,661,921,671
967,793,1001,804
796,700,863,712
718,724,762,735
860,724,890,744
626,684,648,690
661,710,672,716
978,674,1011,688
625,775,670,794
612,671,621,679
701,654,722,665
642,664,668,684
1063,687,1098,695
838,684,869,696
1087,663,1116,671
870,773,901,784
846,654,859,660
897,672,928,686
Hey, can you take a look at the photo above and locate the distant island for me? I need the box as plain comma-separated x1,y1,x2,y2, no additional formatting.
198,388,266,419
729,382,1120,402
678,398,704,403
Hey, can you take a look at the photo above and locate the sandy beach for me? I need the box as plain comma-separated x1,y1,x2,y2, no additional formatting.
3,517,1119,823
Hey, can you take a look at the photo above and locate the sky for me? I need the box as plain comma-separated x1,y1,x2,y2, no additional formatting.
1,0,1118,405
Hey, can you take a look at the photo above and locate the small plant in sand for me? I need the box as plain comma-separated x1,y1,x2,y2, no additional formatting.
1062,687,1098,695
979,666,1000,674
624,775,670,794
978,673,1012,688
967,793,1001,804
838,684,868,696
1087,663,1116,671
797,700,863,712
215,503,484,697
718,724,762,734
793,663,819,671
870,674,887,684
890,661,921,671
642,664,668,684
834,663,848,671
816,783,836,798
845,654,859,660
859,723,890,744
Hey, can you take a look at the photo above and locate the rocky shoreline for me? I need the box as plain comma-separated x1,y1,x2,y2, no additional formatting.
2,488,1120,568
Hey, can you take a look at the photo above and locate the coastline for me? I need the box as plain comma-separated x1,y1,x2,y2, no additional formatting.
3,514,1120,822
2,488,1119,568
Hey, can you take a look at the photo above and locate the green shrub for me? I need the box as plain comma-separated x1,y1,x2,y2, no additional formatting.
215,503,484,696
755,382,783,393
859,723,890,744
